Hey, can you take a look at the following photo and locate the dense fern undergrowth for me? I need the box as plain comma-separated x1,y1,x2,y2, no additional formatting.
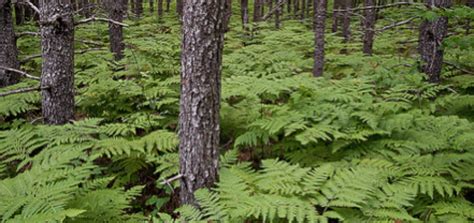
1,2,474,223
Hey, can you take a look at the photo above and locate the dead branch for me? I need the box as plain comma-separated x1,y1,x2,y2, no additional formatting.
24,0,40,15
378,17,418,31
16,31,40,39
334,2,416,12
0,86,45,97
262,0,288,21
75,16,129,27
0,66,40,81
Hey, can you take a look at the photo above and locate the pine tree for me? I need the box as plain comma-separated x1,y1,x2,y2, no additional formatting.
105,0,125,60
362,0,376,55
0,0,20,87
313,0,327,77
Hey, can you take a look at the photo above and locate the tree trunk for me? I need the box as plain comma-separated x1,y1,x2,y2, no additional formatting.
341,0,351,43
275,0,282,28
300,0,305,20
253,0,262,22
134,0,143,17
165,0,170,12
306,0,311,18
149,0,154,12
268,0,273,19
106,0,125,60
418,0,451,83
331,0,340,32
241,0,249,27
224,0,232,32
158,0,163,18
39,0,75,125
0,0,20,87
362,0,376,55
14,2,24,25
179,0,226,206
176,0,183,18
313,0,327,77
287,0,292,13
293,0,299,18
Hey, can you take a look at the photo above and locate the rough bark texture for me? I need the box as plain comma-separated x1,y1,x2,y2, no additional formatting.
39,0,75,125
287,0,292,13
253,0,263,22
0,0,20,87
313,0,327,77
301,0,306,20
106,0,125,60
362,0,376,55
166,0,171,12
418,0,451,83
179,0,226,206
268,0,273,19
149,0,154,12
241,0,249,27
176,0,183,17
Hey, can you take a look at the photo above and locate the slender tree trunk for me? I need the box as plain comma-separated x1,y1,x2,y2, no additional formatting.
362,0,376,55
158,0,163,18
241,0,249,27
313,0,327,77
287,0,292,13
123,0,129,17
331,0,341,32
130,0,135,14
134,0,143,17
253,0,263,22
165,0,171,12
176,0,183,17
179,0,226,206
418,0,451,83
301,0,305,20
341,0,351,42
106,0,125,60
14,2,24,25
39,0,75,125
275,0,282,28
306,0,311,18
149,0,154,12
0,0,20,87
268,0,273,19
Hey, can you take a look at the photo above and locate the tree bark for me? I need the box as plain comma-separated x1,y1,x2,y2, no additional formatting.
179,0,226,206
362,0,376,55
134,0,143,17
268,0,273,19
106,0,125,60
418,0,451,83
149,0,154,12
287,0,292,13
241,0,249,27
0,0,20,87
165,0,170,12
341,0,351,43
300,0,305,20
253,0,263,22
275,0,282,28
331,0,341,32
14,2,24,25
157,0,163,17
39,0,75,125
313,0,327,77
176,0,183,18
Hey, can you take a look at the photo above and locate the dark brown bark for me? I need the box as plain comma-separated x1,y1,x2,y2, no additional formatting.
149,0,154,12
313,0,327,77
362,0,376,55
331,0,341,32
0,0,20,87
157,0,163,17
106,0,125,60
14,2,24,25
306,0,311,18
39,0,75,125
241,0,249,27
418,0,451,83
179,0,226,206
176,0,183,17
253,0,263,22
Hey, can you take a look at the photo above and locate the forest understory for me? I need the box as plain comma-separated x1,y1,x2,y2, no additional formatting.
0,0,473,222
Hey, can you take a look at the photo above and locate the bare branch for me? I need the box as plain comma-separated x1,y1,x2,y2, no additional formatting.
334,2,416,12
160,174,183,185
263,0,288,21
75,16,129,27
378,17,418,31
0,66,40,81
16,31,40,39
20,54,42,64
0,86,44,97
24,0,40,15
75,47,107,54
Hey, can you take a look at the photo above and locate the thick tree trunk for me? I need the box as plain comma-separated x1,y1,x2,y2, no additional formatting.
158,0,163,18
313,0,327,77
418,0,451,83
106,0,125,60
362,0,376,55
39,0,75,125
341,0,351,43
241,0,249,27
179,0,226,206
0,0,20,87
14,2,24,25
253,0,263,22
